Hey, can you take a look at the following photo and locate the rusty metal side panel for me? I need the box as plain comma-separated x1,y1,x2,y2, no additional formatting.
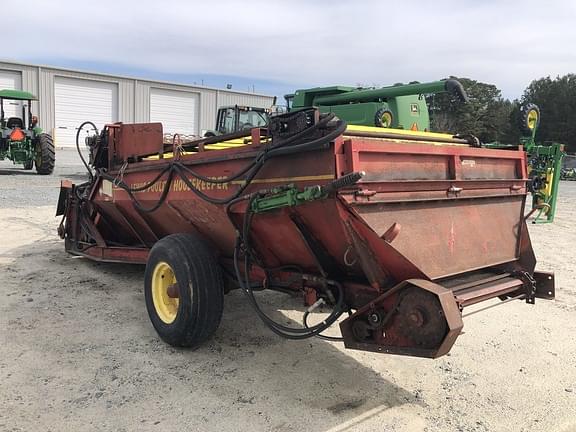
358,152,450,181
343,138,525,182
460,157,518,180
339,138,528,280
115,123,164,162
355,195,525,279
93,147,337,258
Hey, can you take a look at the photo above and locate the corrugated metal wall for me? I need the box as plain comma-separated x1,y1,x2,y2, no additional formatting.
0,61,274,137
216,92,273,109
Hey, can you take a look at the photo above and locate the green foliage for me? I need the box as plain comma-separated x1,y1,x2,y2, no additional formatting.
427,77,519,143
425,74,576,151
522,75,576,152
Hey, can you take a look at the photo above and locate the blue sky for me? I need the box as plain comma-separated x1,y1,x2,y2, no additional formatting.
11,0,576,101
24,58,298,101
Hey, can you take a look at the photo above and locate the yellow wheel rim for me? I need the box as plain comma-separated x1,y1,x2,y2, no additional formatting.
151,261,180,324
381,112,393,127
526,110,539,130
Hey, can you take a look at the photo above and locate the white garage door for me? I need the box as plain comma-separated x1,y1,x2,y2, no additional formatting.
150,88,199,136
0,70,23,119
54,77,118,147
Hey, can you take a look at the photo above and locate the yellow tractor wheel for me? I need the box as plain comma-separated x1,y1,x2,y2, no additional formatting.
375,108,394,128
151,261,180,324
144,233,224,347
521,103,540,135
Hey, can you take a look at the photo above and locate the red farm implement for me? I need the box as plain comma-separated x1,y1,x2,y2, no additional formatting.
57,110,554,358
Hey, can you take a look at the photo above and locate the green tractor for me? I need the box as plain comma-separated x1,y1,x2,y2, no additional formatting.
0,89,54,174
519,104,564,224
203,105,271,137
486,103,564,224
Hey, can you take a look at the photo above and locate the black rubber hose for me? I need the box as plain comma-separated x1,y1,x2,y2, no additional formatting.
232,196,346,338
266,112,337,150
75,121,99,181
173,119,343,205
122,164,173,192
262,119,347,160
176,110,333,154
178,128,253,150
99,168,176,213
173,112,340,185
233,243,346,339
303,310,344,342
97,113,346,209
174,163,263,205
237,206,334,337
176,158,259,184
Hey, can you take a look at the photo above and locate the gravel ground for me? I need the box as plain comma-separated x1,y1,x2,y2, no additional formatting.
0,148,90,207
1,151,576,432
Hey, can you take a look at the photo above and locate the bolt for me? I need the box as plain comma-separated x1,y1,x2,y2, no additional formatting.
368,312,381,325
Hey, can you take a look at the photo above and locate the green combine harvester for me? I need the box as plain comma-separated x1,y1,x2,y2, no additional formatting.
0,89,54,174
285,79,468,131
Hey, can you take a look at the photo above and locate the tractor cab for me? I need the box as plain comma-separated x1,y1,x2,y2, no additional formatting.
0,89,37,141
0,89,54,174
205,105,270,137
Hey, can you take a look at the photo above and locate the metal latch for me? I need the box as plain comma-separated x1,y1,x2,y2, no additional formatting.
447,185,463,196
355,189,377,197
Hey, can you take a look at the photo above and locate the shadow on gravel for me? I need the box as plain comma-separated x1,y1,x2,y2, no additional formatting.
0,167,38,176
1,239,419,431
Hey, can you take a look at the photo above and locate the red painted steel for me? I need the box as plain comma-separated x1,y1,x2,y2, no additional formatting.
58,123,552,358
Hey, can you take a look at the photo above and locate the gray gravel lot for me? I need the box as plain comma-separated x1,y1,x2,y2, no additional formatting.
0,148,89,208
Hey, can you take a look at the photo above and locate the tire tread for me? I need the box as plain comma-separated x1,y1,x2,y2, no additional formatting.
144,233,224,348
35,133,55,175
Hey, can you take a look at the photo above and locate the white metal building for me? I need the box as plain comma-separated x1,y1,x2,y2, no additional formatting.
0,60,274,147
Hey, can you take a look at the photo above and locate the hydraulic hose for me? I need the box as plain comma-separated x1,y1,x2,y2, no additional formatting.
75,121,99,181
99,168,176,213
102,113,347,209
230,194,346,339
233,242,346,339
262,119,347,160
303,310,345,342
75,113,349,338
173,112,340,185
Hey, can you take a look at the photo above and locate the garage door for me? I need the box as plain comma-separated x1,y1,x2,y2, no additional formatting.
54,77,118,147
150,88,199,136
0,70,23,119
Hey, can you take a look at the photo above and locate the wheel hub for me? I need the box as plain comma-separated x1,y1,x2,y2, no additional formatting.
151,261,180,324
397,287,447,348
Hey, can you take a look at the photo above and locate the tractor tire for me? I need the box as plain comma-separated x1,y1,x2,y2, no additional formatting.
144,233,224,348
23,159,33,170
35,133,55,175
374,108,394,128
520,103,540,136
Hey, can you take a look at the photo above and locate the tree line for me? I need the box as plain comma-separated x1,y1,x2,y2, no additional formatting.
426,75,576,153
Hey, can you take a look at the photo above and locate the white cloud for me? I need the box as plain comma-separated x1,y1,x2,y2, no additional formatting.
12,0,576,98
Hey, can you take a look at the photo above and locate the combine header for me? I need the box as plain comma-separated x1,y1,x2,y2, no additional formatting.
57,109,554,358
285,79,468,131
